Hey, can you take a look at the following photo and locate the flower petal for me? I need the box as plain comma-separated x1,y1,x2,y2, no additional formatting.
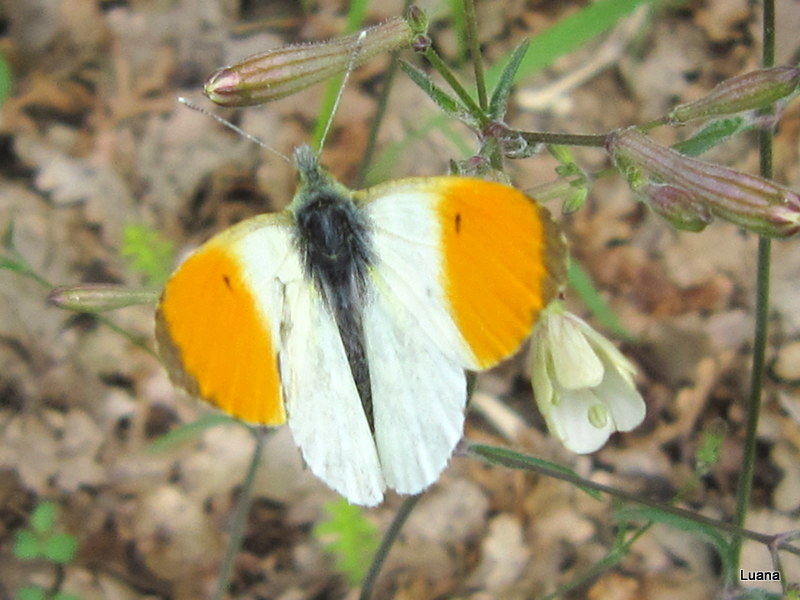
548,314,604,390
546,387,615,454
598,359,646,432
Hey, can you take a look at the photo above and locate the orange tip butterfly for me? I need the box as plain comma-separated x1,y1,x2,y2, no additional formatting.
156,144,566,506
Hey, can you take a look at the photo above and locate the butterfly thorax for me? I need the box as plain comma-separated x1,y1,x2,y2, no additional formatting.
290,146,376,431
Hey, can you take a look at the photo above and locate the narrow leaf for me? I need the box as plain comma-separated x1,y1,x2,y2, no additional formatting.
671,116,750,157
147,413,239,453
568,262,635,342
468,443,603,500
399,60,471,123
488,40,530,120
613,506,735,573
487,0,658,87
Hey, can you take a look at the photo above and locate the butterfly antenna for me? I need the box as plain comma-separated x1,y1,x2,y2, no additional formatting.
177,97,292,164
316,29,368,152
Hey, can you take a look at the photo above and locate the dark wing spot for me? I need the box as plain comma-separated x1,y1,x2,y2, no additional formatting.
222,275,232,290
454,212,462,233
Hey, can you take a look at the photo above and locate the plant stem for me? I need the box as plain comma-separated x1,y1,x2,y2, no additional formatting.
730,0,775,574
212,428,267,600
422,46,488,126
517,130,608,148
359,494,422,600
462,0,488,111
467,443,800,557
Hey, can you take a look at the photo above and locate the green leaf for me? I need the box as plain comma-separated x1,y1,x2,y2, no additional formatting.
313,499,379,585
568,262,635,342
613,506,735,573
671,117,750,157
487,0,659,87
399,60,471,124
120,224,175,288
0,51,11,108
14,530,41,560
488,40,530,120
42,533,78,564
147,413,238,453
16,586,47,600
0,256,29,274
468,443,603,501
31,502,57,534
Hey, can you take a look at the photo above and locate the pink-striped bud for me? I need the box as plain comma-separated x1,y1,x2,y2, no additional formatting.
607,128,800,238
668,66,800,124
205,16,416,107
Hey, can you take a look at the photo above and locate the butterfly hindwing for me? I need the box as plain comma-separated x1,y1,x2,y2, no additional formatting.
280,278,385,506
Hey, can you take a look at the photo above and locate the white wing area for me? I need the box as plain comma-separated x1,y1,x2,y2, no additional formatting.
363,186,478,368
362,186,473,494
235,219,300,347
365,288,466,494
279,279,386,506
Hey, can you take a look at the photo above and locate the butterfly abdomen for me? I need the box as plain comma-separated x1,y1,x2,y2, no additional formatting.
293,187,376,430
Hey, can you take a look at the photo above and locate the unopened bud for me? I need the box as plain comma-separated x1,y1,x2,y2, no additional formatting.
608,128,800,238
639,183,713,232
48,285,159,312
669,66,800,124
205,16,416,107
406,5,428,34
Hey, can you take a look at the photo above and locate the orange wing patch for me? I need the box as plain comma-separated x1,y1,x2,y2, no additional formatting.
156,242,286,425
437,178,565,368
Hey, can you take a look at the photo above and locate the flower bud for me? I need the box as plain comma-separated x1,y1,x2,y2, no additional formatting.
607,128,800,238
205,16,416,107
48,285,159,312
669,66,800,124
638,183,713,232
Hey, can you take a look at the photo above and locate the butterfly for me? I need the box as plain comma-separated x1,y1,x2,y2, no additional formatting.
156,144,565,506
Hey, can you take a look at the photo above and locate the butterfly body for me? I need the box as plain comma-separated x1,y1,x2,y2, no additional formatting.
156,146,565,505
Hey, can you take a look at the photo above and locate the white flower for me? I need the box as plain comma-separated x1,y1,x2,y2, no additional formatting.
530,303,645,453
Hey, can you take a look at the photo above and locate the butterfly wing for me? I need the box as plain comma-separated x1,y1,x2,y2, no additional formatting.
360,177,565,493
158,212,386,505
156,214,299,425
363,288,466,494
279,279,385,506
362,176,565,370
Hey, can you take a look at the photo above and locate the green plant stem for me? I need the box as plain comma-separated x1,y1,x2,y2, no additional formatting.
730,0,775,574
359,494,422,600
462,0,487,111
422,46,488,126
212,428,267,600
517,130,608,147
467,443,800,557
